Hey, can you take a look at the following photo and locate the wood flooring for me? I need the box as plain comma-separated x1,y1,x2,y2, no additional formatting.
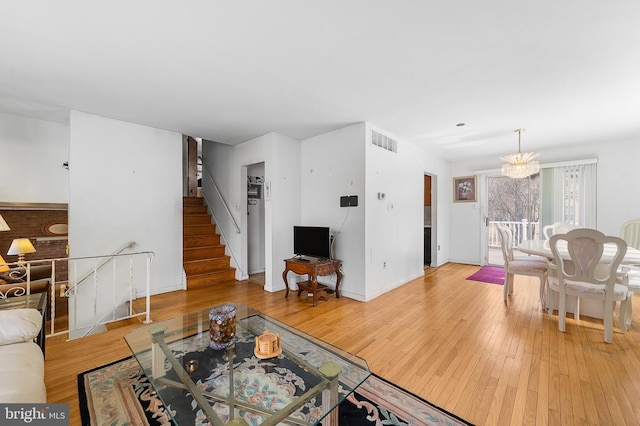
44,262,640,425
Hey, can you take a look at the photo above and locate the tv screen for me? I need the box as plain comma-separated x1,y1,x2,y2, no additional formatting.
293,226,331,259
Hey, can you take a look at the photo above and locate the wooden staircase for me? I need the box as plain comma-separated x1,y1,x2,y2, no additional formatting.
183,197,236,288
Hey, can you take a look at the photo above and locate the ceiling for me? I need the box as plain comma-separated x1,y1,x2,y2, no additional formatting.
1,1,639,162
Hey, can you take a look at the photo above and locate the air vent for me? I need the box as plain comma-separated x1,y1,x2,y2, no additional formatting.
371,130,397,153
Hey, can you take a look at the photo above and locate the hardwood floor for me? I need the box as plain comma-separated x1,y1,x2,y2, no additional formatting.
45,262,640,425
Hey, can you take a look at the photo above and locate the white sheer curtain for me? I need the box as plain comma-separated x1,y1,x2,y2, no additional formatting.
541,161,597,229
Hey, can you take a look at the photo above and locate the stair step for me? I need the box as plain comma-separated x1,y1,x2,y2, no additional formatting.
183,245,226,261
183,196,204,206
105,317,142,330
184,224,217,236
184,205,208,215
187,271,236,289
184,257,232,275
183,197,235,289
184,235,221,248
184,214,213,225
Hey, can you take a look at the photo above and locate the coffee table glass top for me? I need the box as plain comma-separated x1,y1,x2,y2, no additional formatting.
0,292,46,310
124,303,370,425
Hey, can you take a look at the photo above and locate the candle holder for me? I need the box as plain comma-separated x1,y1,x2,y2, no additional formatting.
254,330,281,359
209,304,236,350
184,359,199,375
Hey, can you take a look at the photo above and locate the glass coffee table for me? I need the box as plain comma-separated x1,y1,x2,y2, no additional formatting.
124,303,370,425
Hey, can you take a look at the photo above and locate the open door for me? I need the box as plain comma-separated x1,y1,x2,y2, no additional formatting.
247,163,266,282
424,174,432,267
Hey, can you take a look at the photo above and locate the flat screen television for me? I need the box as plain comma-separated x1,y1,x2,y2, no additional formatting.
293,226,332,260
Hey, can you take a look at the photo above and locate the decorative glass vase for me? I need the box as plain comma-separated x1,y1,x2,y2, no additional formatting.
209,304,236,349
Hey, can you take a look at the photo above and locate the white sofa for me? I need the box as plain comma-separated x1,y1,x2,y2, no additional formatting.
0,308,46,402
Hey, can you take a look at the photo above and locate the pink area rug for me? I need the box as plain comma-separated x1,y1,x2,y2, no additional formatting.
466,265,505,285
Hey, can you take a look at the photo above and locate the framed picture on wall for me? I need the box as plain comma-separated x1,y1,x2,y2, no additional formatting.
453,176,477,203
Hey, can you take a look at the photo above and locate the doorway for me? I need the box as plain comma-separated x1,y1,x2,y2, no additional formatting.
424,173,435,268
247,163,265,284
483,173,540,265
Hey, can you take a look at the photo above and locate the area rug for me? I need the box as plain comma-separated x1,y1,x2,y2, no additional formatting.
78,356,473,425
466,265,505,285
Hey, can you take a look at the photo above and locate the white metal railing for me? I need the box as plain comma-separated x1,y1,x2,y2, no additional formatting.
488,220,540,248
64,241,136,297
68,251,153,339
0,251,153,340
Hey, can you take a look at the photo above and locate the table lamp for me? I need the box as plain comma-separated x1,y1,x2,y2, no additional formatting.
0,254,9,272
7,238,36,266
0,214,9,232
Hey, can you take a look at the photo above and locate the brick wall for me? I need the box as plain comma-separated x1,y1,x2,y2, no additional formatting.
1,209,68,280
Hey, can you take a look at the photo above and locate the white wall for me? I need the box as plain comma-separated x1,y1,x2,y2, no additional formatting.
364,124,448,300
447,183,482,265
449,138,640,264
268,134,304,291
364,125,422,299
596,140,640,236
203,132,301,291
300,123,451,301
300,124,367,300
68,111,184,295
0,113,69,203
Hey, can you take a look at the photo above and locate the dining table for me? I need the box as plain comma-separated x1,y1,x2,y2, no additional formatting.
518,239,640,321
518,239,640,265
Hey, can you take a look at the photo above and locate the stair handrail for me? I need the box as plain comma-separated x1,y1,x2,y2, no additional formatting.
76,289,145,339
200,163,245,277
201,163,241,234
64,241,136,297
62,250,154,339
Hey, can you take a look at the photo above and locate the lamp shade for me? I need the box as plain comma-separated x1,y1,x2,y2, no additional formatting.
7,238,36,256
0,254,9,272
0,214,9,232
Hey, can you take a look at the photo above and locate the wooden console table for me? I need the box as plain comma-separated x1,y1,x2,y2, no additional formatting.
282,258,342,306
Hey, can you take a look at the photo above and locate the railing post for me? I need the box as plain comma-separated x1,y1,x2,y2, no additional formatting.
487,220,540,248
522,219,529,242
50,260,56,336
144,253,152,324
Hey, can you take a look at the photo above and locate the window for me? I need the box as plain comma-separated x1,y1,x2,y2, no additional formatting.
541,162,597,229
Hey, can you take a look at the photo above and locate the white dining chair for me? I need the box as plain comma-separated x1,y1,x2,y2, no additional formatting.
496,224,548,307
619,265,640,329
542,221,579,240
547,228,629,343
620,219,640,251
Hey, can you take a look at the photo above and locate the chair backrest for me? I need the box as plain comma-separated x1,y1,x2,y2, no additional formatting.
543,221,579,240
620,220,640,250
496,223,515,264
549,228,627,290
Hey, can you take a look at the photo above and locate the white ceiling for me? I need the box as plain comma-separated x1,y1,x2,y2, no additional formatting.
1,1,639,162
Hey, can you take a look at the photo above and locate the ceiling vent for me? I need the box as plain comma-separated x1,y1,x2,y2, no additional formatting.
371,130,397,153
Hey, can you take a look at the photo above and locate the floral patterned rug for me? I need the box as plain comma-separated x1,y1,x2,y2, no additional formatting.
78,355,472,425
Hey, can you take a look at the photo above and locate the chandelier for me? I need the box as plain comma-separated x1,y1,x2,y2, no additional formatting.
501,129,539,179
